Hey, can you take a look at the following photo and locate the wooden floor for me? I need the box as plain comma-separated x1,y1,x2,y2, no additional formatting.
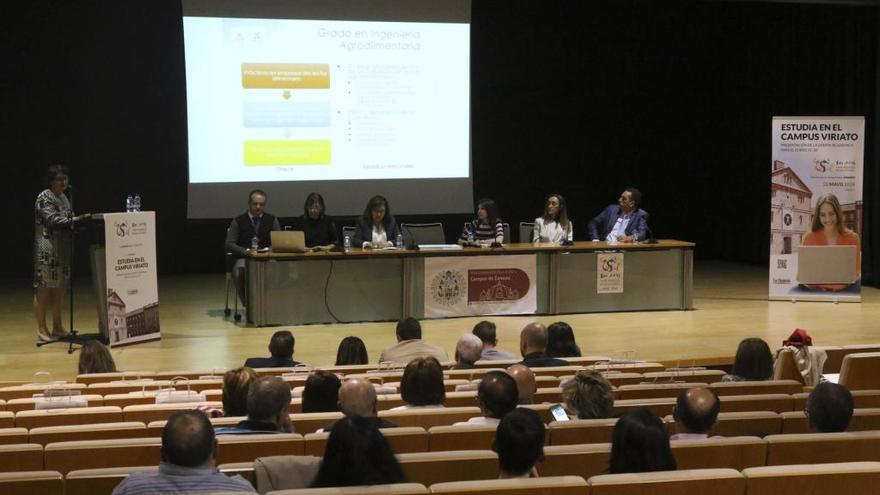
1,260,878,383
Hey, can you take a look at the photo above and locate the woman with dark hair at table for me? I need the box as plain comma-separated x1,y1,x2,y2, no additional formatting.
459,198,504,246
353,195,401,249
34,164,88,342
336,336,369,365
296,192,338,251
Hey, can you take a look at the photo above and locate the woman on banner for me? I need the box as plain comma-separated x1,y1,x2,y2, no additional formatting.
533,193,573,243
33,164,87,341
459,198,505,246
353,195,401,249
801,192,861,291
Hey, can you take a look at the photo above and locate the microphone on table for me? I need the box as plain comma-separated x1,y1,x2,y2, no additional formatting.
642,225,658,244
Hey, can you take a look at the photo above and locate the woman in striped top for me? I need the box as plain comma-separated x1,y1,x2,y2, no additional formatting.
460,198,504,246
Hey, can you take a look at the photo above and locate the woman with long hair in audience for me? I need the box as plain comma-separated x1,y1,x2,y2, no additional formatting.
533,194,573,244
77,340,117,374
722,337,773,382
609,408,676,474
545,321,582,358
459,198,504,246
392,356,446,409
311,415,407,487
335,336,369,365
560,370,613,420
353,195,401,249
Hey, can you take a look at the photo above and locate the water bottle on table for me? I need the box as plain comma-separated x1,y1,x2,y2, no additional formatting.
395,232,403,248
251,234,259,251
344,234,352,253
125,194,133,212
133,194,141,212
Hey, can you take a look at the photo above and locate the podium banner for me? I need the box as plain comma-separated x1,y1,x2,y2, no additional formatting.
424,254,536,317
769,116,864,302
103,212,161,345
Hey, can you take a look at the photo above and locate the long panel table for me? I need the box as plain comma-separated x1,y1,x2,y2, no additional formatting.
245,240,694,326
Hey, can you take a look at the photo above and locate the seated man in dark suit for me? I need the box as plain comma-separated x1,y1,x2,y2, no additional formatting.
224,189,281,306
519,322,567,368
244,331,301,368
214,376,293,434
588,187,649,243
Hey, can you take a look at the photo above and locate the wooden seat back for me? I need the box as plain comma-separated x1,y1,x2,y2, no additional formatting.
28,421,147,445
540,443,611,480
617,382,702,401
290,412,344,434
548,418,617,446
397,450,498,486
379,407,481,429
839,353,880,390
304,427,427,455
122,402,222,423
0,427,29,445
718,394,794,413
265,483,428,494
0,443,44,472
43,437,161,474
15,406,123,429
587,468,744,495
429,424,496,451
216,433,305,463
764,431,880,465
743,461,880,495
65,466,158,495
710,380,803,396
671,436,767,471
430,475,588,495
0,470,63,494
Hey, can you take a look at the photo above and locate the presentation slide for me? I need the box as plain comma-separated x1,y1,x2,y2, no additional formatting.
184,17,470,184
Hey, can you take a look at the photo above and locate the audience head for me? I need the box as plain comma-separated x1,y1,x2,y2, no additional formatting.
455,334,484,367
472,320,498,347
806,382,854,433
495,408,546,478
335,336,369,365
478,370,519,419
77,340,117,374
396,317,422,342
304,192,326,220
731,338,773,381
545,321,581,358
561,370,614,419
400,357,445,406
268,330,295,359
221,367,258,417
609,408,676,474
302,370,342,413
246,376,292,431
311,416,406,488
475,198,500,224
248,189,267,217
338,378,379,418
161,410,216,468
506,364,536,404
519,322,549,357
673,387,721,434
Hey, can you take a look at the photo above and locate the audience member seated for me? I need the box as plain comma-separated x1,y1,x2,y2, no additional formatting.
609,408,676,474
111,410,255,494
455,370,519,426
519,322,567,368
670,387,721,440
560,370,614,420
221,367,258,417
473,320,516,360
495,408,546,479
78,340,117,374
806,382,854,433
335,336,369,365
722,337,773,382
454,334,484,369
302,370,342,413
310,416,407,488
392,357,446,409
378,317,448,364
507,364,537,405
545,321,582,358
244,330,301,368
329,378,397,430
215,376,293,434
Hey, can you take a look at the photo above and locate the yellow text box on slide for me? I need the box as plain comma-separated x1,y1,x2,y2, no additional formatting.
241,63,331,89
244,140,331,165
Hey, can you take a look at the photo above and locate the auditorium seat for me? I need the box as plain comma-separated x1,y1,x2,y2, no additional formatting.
780,408,880,434
528,366,586,378
444,369,504,380
814,346,845,373
14,406,123,429
75,372,157,385
428,424,496,451
5,394,104,413
533,387,564,404
472,359,519,369
710,380,803,396
379,407,482,429
0,443,44,472
291,412,344,434
712,411,783,437
772,350,805,385
793,389,880,411
266,483,428,495
595,372,645,387
216,433,305,463
147,416,244,436
43,437,161,474
401,222,445,245
642,369,726,384
151,370,227,381
217,461,257,488
839,353,880,390
519,403,553,423
616,382,704,400
612,397,676,417
28,421,147,445
321,364,378,375
587,468,744,495
430,475,588,495
102,392,166,409
397,450,499,485
0,427,28,445
564,356,613,367
85,380,173,396
304,427,428,455
0,411,12,428
122,402,222,423
587,362,665,374
0,384,87,401
0,470,63,495
671,436,767,471
65,466,158,495
764,430,880,465
717,394,794,413
547,418,617,446
540,443,611,480
742,461,880,495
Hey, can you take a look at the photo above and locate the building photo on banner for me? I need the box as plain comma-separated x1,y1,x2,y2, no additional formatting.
769,116,864,302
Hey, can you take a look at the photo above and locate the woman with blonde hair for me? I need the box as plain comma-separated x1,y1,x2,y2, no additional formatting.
560,370,614,420
222,367,259,417
801,192,860,290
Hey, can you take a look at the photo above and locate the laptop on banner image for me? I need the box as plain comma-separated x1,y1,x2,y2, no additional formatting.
270,231,307,253
796,245,858,285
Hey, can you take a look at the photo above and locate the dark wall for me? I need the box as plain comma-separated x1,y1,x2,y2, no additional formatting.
2,1,878,282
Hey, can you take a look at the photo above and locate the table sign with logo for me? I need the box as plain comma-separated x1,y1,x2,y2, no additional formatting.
102,212,161,345
424,254,537,317
597,252,624,294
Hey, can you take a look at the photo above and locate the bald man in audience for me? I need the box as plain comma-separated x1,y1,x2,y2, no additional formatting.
215,376,292,434
507,364,536,404
519,322,567,368
330,378,397,430
670,387,721,440
454,334,484,369
455,371,519,426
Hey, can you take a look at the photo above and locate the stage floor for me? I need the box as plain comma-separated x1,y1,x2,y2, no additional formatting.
1,261,878,383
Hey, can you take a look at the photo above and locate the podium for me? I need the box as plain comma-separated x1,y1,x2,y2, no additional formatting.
89,212,161,346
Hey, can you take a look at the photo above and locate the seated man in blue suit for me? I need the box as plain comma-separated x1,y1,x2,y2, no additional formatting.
588,187,649,243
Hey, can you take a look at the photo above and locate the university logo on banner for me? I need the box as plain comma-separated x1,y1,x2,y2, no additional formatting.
424,255,537,317
597,252,624,293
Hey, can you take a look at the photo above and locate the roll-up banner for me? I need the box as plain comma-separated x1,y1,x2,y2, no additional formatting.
103,212,161,345
424,254,537,317
769,117,864,302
